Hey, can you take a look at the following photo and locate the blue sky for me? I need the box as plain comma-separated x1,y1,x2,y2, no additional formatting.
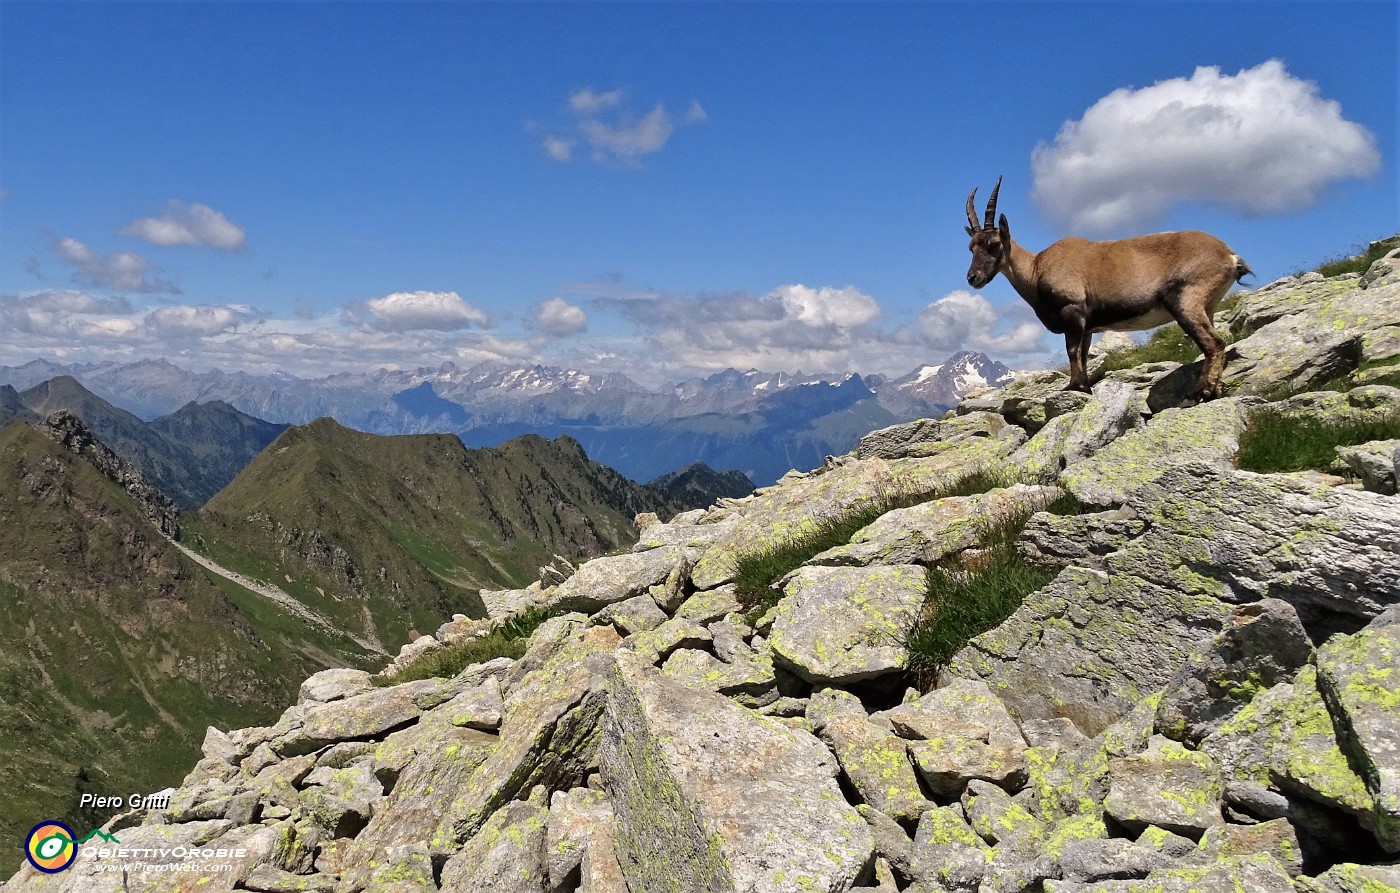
1,1,1394,383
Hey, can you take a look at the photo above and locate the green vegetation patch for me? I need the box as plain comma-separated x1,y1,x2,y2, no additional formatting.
377,606,565,685
734,467,1082,626
732,467,1026,617
901,507,1062,688
1308,234,1400,278
1237,408,1400,474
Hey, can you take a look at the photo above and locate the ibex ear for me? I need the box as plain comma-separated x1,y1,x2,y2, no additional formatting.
965,225,975,237
998,214,1012,247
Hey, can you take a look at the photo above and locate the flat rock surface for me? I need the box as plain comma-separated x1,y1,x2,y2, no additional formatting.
769,564,926,684
600,650,873,893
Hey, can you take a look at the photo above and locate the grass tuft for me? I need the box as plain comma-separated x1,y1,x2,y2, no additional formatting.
732,466,1037,616
900,508,1058,688
376,605,564,684
1236,409,1400,474
1306,235,1400,278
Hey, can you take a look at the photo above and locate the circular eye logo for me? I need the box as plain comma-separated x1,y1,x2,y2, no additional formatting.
24,821,77,873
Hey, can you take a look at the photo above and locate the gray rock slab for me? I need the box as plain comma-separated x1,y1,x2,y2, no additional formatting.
954,462,1400,735
552,546,690,614
1155,598,1314,745
433,621,620,851
340,722,497,891
1060,398,1246,506
600,650,873,893
769,564,926,685
297,668,374,706
545,787,628,893
857,412,1022,461
691,431,1026,590
591,593,668,635
1315,620,1400,852
1104,736,1224,840
661,647,778,707
1337,439,1400,494
810,484,1063,567
821,712,930,823
438,785,550,893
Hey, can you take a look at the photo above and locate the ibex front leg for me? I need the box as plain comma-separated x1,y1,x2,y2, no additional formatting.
1063,325,1093,393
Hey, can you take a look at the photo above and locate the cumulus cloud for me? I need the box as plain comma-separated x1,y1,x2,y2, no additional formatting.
143,303,263,339
120,201,247,250
1032,59,1381,233
0,290,139,341
344,290,491,332
917,291,1048,355
535,297,588,337
597,283,899,373
54,237,180,293
544,87,706,166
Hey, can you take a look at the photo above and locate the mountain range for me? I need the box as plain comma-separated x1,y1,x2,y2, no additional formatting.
0,352,1013,486
0,399,682,868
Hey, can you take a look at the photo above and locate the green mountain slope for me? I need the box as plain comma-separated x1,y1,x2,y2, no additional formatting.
19,376,217,509
0,386,36,427
16,378,286,509
189,419,679,645
149,399,289,495
0,420,372,874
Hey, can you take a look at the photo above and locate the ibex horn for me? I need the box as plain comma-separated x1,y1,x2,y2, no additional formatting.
966,188,980,232
983,176,1002,230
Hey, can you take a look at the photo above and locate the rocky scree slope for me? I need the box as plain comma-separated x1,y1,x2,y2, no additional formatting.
7,252,1400,892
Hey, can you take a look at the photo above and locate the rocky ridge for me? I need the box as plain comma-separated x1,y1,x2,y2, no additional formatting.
7,250,1400,892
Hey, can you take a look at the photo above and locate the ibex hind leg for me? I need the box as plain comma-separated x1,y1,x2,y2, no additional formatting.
1168,283,1231,402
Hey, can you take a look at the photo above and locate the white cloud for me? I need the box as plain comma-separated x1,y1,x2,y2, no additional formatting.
346,290,491,332
144,303,262,338
1032,59,1381,233
544,87,707,166
775,284,881,329
120,201,247,250
579,104,676,164
542,136,575,162
917,291,1048,355
600,283,901,374
0,290,139,341
569,88,623,116
54,237,180,293
535,297,588,337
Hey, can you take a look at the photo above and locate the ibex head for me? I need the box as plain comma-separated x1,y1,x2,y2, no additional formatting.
965,176,1011,289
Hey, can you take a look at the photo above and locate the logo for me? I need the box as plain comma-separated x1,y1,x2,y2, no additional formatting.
24,821,77,873
23,822,119,873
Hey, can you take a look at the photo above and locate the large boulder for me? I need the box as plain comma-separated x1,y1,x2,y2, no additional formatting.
769,564,926,685
600,650,874,893
1314,613,1400,852
1060,399,1246,506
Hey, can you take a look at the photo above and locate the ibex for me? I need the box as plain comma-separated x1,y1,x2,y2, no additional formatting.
964,177,1251,400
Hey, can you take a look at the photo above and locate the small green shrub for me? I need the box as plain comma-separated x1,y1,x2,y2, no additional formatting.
901,509,1058,688
1236,409,1400,474
377,605,563,685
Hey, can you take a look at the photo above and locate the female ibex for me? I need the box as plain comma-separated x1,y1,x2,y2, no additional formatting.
964,177,1251,400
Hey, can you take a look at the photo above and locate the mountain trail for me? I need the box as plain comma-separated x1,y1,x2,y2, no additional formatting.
169,538,388,655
